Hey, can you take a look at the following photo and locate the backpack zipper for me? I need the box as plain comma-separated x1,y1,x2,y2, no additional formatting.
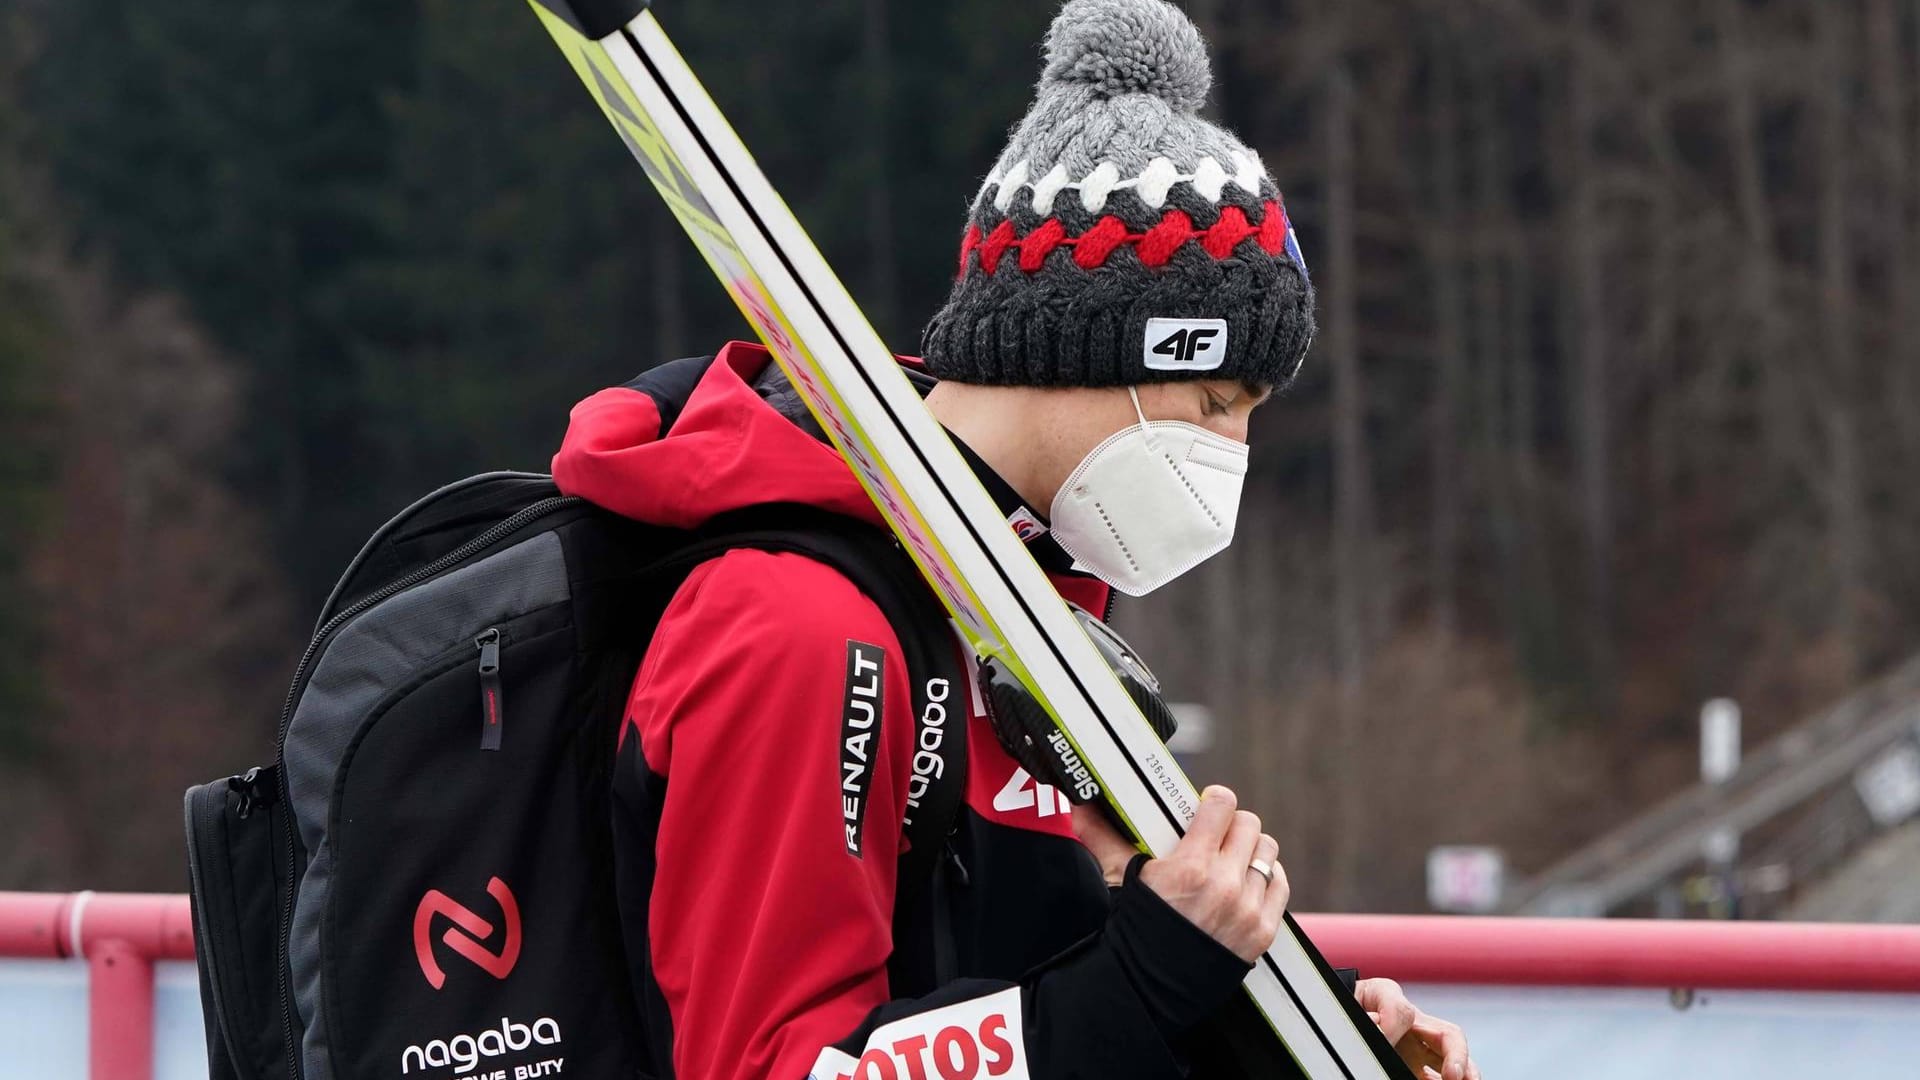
316,472,553,633
477,628,505,751
270,493,579,1079
228,765,277,820
275,494,581,750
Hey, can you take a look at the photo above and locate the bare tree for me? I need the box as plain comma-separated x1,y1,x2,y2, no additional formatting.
13,250,292,889
1817,2,1867,680
862,0,898,337
1624,1,1688,507
1322,53,1379,907
1564,0,1616,698
651,214,686,360
1864,0,1919,490
1472,42,1521,643
1425,18,1466,641
1715,0,1803,474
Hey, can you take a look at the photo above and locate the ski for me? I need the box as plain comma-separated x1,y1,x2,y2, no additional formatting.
525,3,1411,1077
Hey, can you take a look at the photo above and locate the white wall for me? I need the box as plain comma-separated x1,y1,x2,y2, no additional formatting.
0,960,207,1079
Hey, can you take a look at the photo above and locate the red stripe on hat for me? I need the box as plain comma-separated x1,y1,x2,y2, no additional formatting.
958,224,983,276
1257,199,1288,255
1136,210,1193,268
979,220,1018,276
1018,218,1068,272
1203,206,1256,259
955,199,1295,277
1072,216,1131,269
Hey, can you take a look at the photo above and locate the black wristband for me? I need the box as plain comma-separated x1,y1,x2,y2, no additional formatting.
1103,855,1255,1039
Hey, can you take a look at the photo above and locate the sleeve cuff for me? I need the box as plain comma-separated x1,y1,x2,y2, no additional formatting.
1102,854,1255,1039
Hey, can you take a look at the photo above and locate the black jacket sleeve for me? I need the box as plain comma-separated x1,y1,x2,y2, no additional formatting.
807,866,1252,1080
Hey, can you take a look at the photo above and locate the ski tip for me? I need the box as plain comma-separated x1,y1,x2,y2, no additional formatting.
532,0,652,41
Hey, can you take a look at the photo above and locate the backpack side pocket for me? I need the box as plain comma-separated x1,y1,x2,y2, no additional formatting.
186,769,294,1080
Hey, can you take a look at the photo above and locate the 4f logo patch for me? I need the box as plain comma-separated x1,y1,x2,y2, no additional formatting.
841,641,886,857
1144,317,1229,372
994,767,1073,819
413,876,522,990
969,745,1076,839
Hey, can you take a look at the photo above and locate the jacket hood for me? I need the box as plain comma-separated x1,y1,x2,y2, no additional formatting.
552,342,885,529
553,340,1113,616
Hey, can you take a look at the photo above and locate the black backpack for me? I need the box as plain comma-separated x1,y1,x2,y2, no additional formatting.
184,470,966,1080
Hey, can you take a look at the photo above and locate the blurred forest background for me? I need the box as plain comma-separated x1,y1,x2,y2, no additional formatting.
2,0,1919,912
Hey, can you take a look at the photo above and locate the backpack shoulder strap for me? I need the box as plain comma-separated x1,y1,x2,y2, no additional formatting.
659,507,969,893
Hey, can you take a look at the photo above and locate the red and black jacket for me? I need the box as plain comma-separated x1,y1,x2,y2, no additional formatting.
553,343,1260,1080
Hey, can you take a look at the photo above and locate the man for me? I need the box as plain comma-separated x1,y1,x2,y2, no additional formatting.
552,1,1479,1077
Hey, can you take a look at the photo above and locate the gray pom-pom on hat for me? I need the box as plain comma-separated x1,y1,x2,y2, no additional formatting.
1043,0,1212,113
921,0,1316,392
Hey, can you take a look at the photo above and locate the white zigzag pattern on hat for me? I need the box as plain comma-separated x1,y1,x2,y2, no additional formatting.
980,152,1267,216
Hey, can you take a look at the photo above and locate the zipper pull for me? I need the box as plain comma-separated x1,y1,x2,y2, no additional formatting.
227,764,279,819
943,840,971,888
477,629,504,751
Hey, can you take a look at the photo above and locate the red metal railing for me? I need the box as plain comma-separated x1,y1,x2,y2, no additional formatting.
4,892,1919,1080
1300,913,1920,993
0,892,195,1079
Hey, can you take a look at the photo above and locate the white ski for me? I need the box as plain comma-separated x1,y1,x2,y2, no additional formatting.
526,3,1409,1077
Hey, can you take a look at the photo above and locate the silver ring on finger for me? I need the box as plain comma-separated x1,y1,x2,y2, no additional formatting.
1248,858,1274,884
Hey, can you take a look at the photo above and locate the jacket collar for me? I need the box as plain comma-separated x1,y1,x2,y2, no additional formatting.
945,434,1079,577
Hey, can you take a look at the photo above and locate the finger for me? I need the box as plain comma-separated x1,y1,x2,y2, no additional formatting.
1414,1018,1469,1080
1359,979,1415,1043
1374,1013,1414,1045
1399,1039,1444,1070
1422,1069,1442,1080
1244,833,1279,903
1259,849,1291,926
1222,809,1262,871
1185,785,1238,849
1071,804,1138,885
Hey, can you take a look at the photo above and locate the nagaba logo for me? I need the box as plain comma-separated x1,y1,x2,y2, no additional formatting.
413,876,523,990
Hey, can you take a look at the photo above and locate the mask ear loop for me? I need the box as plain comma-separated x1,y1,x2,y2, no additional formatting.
1127,387,1159,450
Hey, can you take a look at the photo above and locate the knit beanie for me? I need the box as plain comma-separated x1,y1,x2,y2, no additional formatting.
921,0,1315,390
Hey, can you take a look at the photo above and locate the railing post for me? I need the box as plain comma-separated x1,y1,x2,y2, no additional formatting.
88,936,155,1080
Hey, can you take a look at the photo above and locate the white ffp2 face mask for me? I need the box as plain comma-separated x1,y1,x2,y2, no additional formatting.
1048,389,1249,597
